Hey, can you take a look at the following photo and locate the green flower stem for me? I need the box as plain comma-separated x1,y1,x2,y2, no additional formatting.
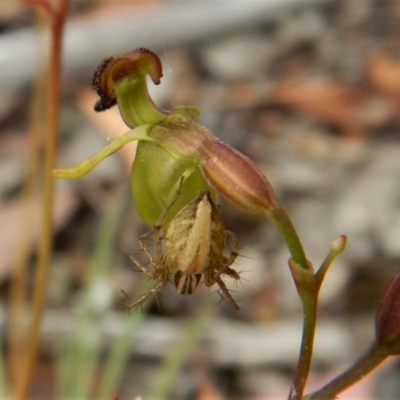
287,237,347,400
268,206,316,400
305,342,390,400
289,294,318,400
270,206,308,270
52,125,153,179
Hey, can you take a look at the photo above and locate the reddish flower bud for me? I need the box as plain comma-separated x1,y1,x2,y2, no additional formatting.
376,270,400,353
148,114,280,217
198,138,280,216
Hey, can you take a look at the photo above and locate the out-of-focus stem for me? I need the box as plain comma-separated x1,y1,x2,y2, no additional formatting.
8,15,46,386
15,1,68,399
307,343,390,400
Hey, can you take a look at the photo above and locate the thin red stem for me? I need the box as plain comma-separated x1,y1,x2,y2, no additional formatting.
15,1,68,399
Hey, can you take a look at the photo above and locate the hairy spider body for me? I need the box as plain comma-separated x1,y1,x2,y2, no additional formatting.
127,191,240,310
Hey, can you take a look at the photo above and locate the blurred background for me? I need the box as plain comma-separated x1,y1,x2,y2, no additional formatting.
1,0,400,399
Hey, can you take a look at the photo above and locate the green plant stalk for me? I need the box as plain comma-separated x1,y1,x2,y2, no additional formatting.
147,298,215,400
289,295,317,400
8,15,46,387
0,346,9,400
270,205,347,400
15,1,68,399
272,207,317,398
97,282,152,400
58,318,103,399
306,342,390,400
289,238,347,400
57,194,124,399
267,206,315,400
271,207,308,270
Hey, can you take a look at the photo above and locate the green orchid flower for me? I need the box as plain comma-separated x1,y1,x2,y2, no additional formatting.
53,48,307,268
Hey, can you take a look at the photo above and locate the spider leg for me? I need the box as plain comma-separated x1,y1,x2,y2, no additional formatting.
129,252,159,279
204,268,240,310
203,232,241,310
152,224,164,269
225,231,240,269
224,249,239,269
211,249,240,281
136,230,159,267
124,270,170,310
222,266,241,281
215,276,240,311
155,175,186,227
227,230,238,249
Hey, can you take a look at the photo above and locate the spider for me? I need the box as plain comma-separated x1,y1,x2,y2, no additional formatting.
126,190,241,310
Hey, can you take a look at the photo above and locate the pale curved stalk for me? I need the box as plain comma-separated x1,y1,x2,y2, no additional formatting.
52,125,153,179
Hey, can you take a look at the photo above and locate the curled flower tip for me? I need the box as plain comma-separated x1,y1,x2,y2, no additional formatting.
92,57,117,111
92,48,166,126
198,138,280,216
376,270,400,353
92,48,162,111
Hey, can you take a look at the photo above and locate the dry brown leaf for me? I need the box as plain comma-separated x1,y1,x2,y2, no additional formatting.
272,78,361,132
368,54,400,96
271,77,400,137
